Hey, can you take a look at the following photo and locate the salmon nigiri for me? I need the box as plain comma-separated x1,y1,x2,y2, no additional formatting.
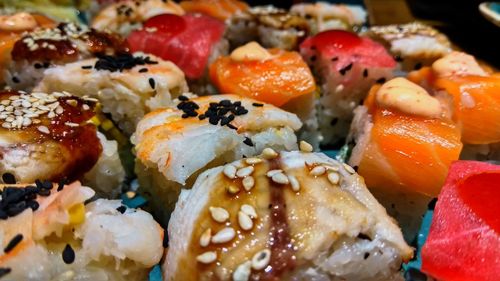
180,0,249,21
348,77,462,239
210,41,318,146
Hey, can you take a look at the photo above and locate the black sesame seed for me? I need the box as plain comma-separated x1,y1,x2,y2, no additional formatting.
243,137,254,147
4,234,23,253
116,205,127,214
38,189,51,197
181,113,189,118
2,173,16,184
178,95,188,101
198,114,206,120
364,252,370,259
252,103,264,107
139,68,148,73
219,100,231,106
149,78,156,89
208,115,219,125
34,63,42,69
363,69,368,78
12,76,20,84
376,77,386,84
0,268,11,278
42,180,53,190
28,200,39,211
57,179,67,191
81,65,93,69
62,244,75,264
227,123,237,130
339,63,353,75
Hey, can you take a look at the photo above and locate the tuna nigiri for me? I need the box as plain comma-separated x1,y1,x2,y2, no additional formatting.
180,0,248,21
422,161,500,281
127,13,227,92
348,77,462,239
209,41,319,146
300,30,396,146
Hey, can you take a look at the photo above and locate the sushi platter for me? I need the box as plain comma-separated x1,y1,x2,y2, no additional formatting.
0,0,499,280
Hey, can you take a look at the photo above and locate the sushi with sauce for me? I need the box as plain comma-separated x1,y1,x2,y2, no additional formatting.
408,51,500,161
0,90,125,197
422,161,500,280
165,150,412,280
34,52,188,135
0,181,164,281
132,94,302,225
127,13,228,94
1,20,126,91
179,0,249,21
225,5,309,51
209,41,319,147
300,30,396,147
364,22,452,72
91,0,184,36
348,77,462,239
291,2,367,34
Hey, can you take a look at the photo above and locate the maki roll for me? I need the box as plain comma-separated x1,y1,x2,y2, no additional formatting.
127,13,228,94
1,21,126,90
91,0,184,36
291,2,367,34
0,181,164,280
300,30,396,146
0,90,125,197
165,150,412,280
209,42,319,146
35,52,188,135
364,22,452,72
179,0,249,21
133,94,302,225
225,6,309,51
348,78,462,239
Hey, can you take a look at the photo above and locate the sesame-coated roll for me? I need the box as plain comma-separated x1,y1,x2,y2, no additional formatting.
165,150,412,281
133,94,302,225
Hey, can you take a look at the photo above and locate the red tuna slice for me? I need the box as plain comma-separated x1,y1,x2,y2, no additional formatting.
127,13,225,79
422,160,500,281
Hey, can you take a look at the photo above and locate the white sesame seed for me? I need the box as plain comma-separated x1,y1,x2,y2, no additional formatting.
37,125,50,134
55,106,64,115
226,185,240,194
5,106,13,112
223,164,237,179
343,163,356,174
238,211,253,231
21,100,31,108
209,207,229,223
271,172,289,185
310,166,326,176
242,176,255,191
299,140,313,152
251,249,271,270
82,104,90,110
211,227,236,244
0,100,10,106
324,164,340,172
245,157,263,164
236,166,254,178
266,169,282,177
327,171,340,185
233,261,251,281
262,147,278,159
196,251,217,264
66,99,78,107
48,111,56,118
241,204,258,218
288,174,300,192
65,122,79,127
2,122,11,129
199,228,211,247
22,117,31,126
6,116,14,122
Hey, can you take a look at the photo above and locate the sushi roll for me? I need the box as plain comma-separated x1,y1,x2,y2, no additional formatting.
290,2,367,34
225,5,309,51
347,77,462,239
408,51,500,161
209,41,319,147
300,30,397,147
0,90,125,197
364,22,452,72
127,13,228,94
34,52,189,135
0,181,164,280
91,0,184,36
179,0,249,21
133,94,302,225
165,150,412,280
1,21,126,91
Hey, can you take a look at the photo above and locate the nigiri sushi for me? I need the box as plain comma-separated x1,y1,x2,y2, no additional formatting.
127,13,228,93
300,30,397,147
165,150,412,280
91,0,184,36
179,0,249,21
0,181,164,281
408,51,500,160
1,21,126,90
422,161,500,280
34,52,188,135
291,2,367,34
364,22,452,72
225,5,309,50
0,90,125,197
209,42,319,146
133,94,302,225
348,78,462,239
